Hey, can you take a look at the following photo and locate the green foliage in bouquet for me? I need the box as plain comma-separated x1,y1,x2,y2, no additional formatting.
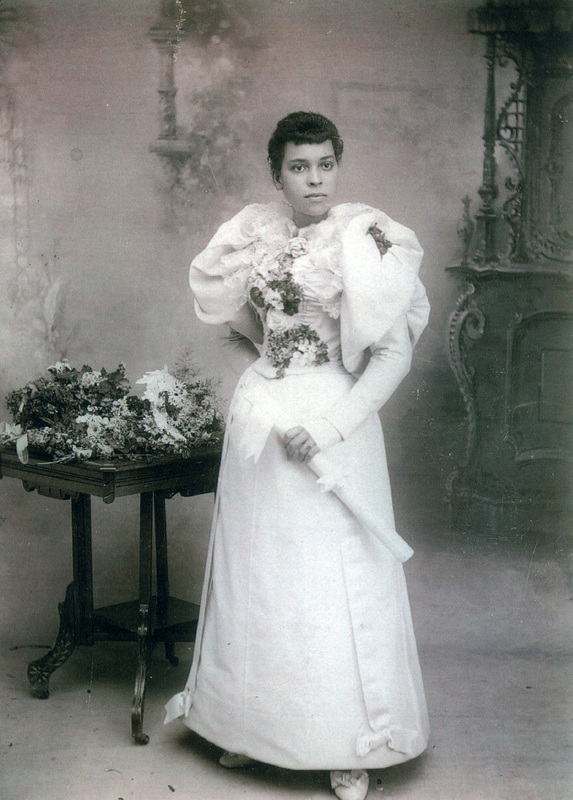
3,360,224,462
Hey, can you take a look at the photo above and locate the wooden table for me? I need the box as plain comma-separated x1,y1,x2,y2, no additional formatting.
0,445,221,744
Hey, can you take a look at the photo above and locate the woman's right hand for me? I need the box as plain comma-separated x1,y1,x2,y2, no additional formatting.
283,426,320,463
283,418,342,462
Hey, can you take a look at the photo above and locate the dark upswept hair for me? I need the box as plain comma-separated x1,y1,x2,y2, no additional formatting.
267,111,344,180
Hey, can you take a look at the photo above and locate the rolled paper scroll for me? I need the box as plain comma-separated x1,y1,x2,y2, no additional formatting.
234,385,414,563
273,414,414,563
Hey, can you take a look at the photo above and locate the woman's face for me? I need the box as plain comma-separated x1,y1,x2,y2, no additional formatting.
276,140,339,225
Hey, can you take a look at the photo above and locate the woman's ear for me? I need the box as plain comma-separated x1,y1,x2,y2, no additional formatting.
272,171,282,190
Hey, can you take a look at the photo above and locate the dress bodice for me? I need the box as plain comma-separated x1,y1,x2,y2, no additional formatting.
189,201,429,377
245,222,348,379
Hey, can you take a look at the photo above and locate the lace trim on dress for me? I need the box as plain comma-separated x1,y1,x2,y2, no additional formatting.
218,202,367,318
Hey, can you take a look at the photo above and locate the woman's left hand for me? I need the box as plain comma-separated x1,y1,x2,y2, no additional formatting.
283,426,320,463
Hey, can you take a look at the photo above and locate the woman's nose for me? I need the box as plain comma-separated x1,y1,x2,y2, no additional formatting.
307,167,322,185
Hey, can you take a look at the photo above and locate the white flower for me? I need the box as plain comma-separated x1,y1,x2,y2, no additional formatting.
251,273,268,292
0,421,23,437
76,413,107,438
285,237,309,258
266,309,296,332
112,397,130,416
262,287,284,310
167,387,187,408
48,361,70,373
136,367,182,405
295,343,318,367
80,371,102,388
72,445,93,459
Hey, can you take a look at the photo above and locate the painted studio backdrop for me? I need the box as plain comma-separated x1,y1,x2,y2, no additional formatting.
1,0,571,641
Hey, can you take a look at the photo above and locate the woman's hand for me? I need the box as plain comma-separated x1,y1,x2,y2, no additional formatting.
283,426,320,463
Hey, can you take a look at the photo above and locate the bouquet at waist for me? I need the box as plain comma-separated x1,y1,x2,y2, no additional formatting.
0,360,224,464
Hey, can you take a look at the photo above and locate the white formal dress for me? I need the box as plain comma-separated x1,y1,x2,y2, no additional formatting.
165,201,431,770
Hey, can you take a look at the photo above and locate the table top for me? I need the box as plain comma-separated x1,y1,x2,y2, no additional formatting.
0,445,222,502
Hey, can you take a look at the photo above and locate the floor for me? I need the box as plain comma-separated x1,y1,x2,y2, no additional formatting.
1,490,572,800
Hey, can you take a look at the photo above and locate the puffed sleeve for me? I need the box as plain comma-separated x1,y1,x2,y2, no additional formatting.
303,209,430,448
189,204,265,329
339,208,426,374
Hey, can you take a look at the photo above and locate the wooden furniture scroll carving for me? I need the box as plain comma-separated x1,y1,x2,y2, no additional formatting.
446,1,573,533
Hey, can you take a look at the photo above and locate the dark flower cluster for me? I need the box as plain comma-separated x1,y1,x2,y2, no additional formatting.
368,224,393,257
249,258,303,317
6,362,131,431
266,324,329,379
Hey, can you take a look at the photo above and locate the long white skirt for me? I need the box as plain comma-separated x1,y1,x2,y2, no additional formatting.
165,365,429,770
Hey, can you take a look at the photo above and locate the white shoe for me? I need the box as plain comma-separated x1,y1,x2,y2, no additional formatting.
330,769,369,800
218,751,256,768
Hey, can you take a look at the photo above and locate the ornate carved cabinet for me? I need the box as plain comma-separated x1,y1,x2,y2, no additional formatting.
447,1,573,532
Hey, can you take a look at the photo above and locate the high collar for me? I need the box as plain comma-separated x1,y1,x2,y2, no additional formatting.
270,200,369,238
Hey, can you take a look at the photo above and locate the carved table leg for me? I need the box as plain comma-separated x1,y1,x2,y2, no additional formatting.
131,492,153,745
132,603,151,745
27,582,76,698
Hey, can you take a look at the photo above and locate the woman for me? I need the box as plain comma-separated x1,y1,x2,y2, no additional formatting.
165,111,430,800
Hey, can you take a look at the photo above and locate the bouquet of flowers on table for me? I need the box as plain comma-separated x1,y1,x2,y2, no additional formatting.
0,359,224,464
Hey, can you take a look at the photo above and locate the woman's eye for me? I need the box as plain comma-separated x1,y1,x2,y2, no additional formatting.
321,162,334,170
291,165,305,173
